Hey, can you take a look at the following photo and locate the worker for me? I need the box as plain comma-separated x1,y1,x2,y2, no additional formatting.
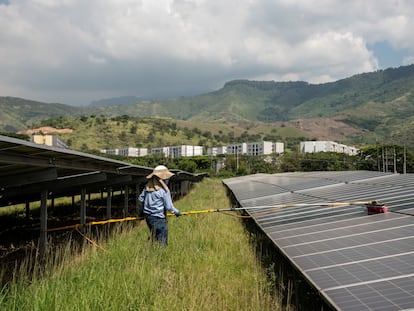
138,165,182,246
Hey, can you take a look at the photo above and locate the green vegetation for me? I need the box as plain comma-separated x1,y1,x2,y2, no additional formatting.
0,179,286,310
0,132,30,141
0,96,80,132
2,64,414,146
358,144,414,173
27,115,308,153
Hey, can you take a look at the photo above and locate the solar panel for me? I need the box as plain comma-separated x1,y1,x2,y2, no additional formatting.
325,276,414,311
395,207,414,215
223,171,414,311
294,238,414,270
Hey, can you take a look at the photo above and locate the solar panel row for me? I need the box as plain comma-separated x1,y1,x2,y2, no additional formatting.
223,171,414,311
0,135,205,208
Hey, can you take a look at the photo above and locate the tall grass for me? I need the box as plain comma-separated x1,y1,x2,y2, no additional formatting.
0,178,285,310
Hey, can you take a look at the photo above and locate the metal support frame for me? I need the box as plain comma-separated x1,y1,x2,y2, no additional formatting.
39,189,48,255
135,184,140,215
123,185,129,218
80,187,86,233
106,187,112,219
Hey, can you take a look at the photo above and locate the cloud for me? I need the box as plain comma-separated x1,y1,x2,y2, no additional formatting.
0,0,413,105
403,55,414,65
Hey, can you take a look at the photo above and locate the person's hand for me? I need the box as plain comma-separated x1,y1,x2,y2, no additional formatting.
175,211,182,217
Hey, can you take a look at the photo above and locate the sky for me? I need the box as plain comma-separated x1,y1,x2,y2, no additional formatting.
1,0,414,106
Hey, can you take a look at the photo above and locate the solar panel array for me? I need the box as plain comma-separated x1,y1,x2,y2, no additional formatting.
223,171,414,311
0,135,205,207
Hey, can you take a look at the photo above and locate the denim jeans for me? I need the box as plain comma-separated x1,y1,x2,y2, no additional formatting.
145,215,168,246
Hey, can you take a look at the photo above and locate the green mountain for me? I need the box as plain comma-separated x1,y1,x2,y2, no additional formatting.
1,64,414,146
88,65,414,122
0,97,81,132
89,96,143,107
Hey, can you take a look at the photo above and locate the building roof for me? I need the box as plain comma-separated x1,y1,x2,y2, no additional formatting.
223,171,414,311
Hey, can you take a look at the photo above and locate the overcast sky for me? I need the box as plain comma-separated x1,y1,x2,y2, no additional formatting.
1,0,414,106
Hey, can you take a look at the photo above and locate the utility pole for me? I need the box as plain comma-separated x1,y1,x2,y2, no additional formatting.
236,146,239,172
404,145,407,174
393,147,397,174
377,145,380,172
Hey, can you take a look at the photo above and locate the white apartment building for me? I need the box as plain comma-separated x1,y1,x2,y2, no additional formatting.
207,146,227,156
101,147,148,157
247,141,273,155
100,149,118,156
169,145,203,158
223,141,284,156
227,143,247,155
301,141,333,153
118,147,148,157
273,142,284,154
151,146,170,157
150,145,203,158
247,141,284,155
344,146,359,156
300,141,359,156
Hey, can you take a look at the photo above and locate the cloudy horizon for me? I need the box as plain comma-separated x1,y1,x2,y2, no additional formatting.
1,0,414,106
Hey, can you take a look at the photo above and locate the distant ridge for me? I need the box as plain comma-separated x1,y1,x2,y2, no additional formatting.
0,96,79,132
89,96,142,107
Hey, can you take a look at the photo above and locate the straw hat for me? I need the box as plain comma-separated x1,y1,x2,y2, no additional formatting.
146,165,174,180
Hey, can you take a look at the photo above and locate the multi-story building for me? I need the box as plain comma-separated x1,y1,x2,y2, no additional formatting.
151,145,203,158
225,141,284,156
273,142,284,154
31,135,68,149
151,146,170,157
344,146,359,156
117,147,148,157
100,147,148,157
100,149,118,156
247,141,272,155
227,143,247,155
169,145,203,158
247,141,285,155
207,146,227,156
300,141,359,156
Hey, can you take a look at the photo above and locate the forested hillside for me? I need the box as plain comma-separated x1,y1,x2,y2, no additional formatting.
87,65,414,125
2,64,414,146
0,97,80,132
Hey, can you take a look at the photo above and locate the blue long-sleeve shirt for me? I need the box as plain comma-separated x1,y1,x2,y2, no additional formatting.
138,187,179,218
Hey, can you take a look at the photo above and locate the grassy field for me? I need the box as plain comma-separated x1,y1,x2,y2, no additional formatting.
0,178,287,310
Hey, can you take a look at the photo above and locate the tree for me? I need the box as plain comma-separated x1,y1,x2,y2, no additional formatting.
358,144,414,173
279,153,302,172
118,131,127,141
177,158,197,173
130,125,137,134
